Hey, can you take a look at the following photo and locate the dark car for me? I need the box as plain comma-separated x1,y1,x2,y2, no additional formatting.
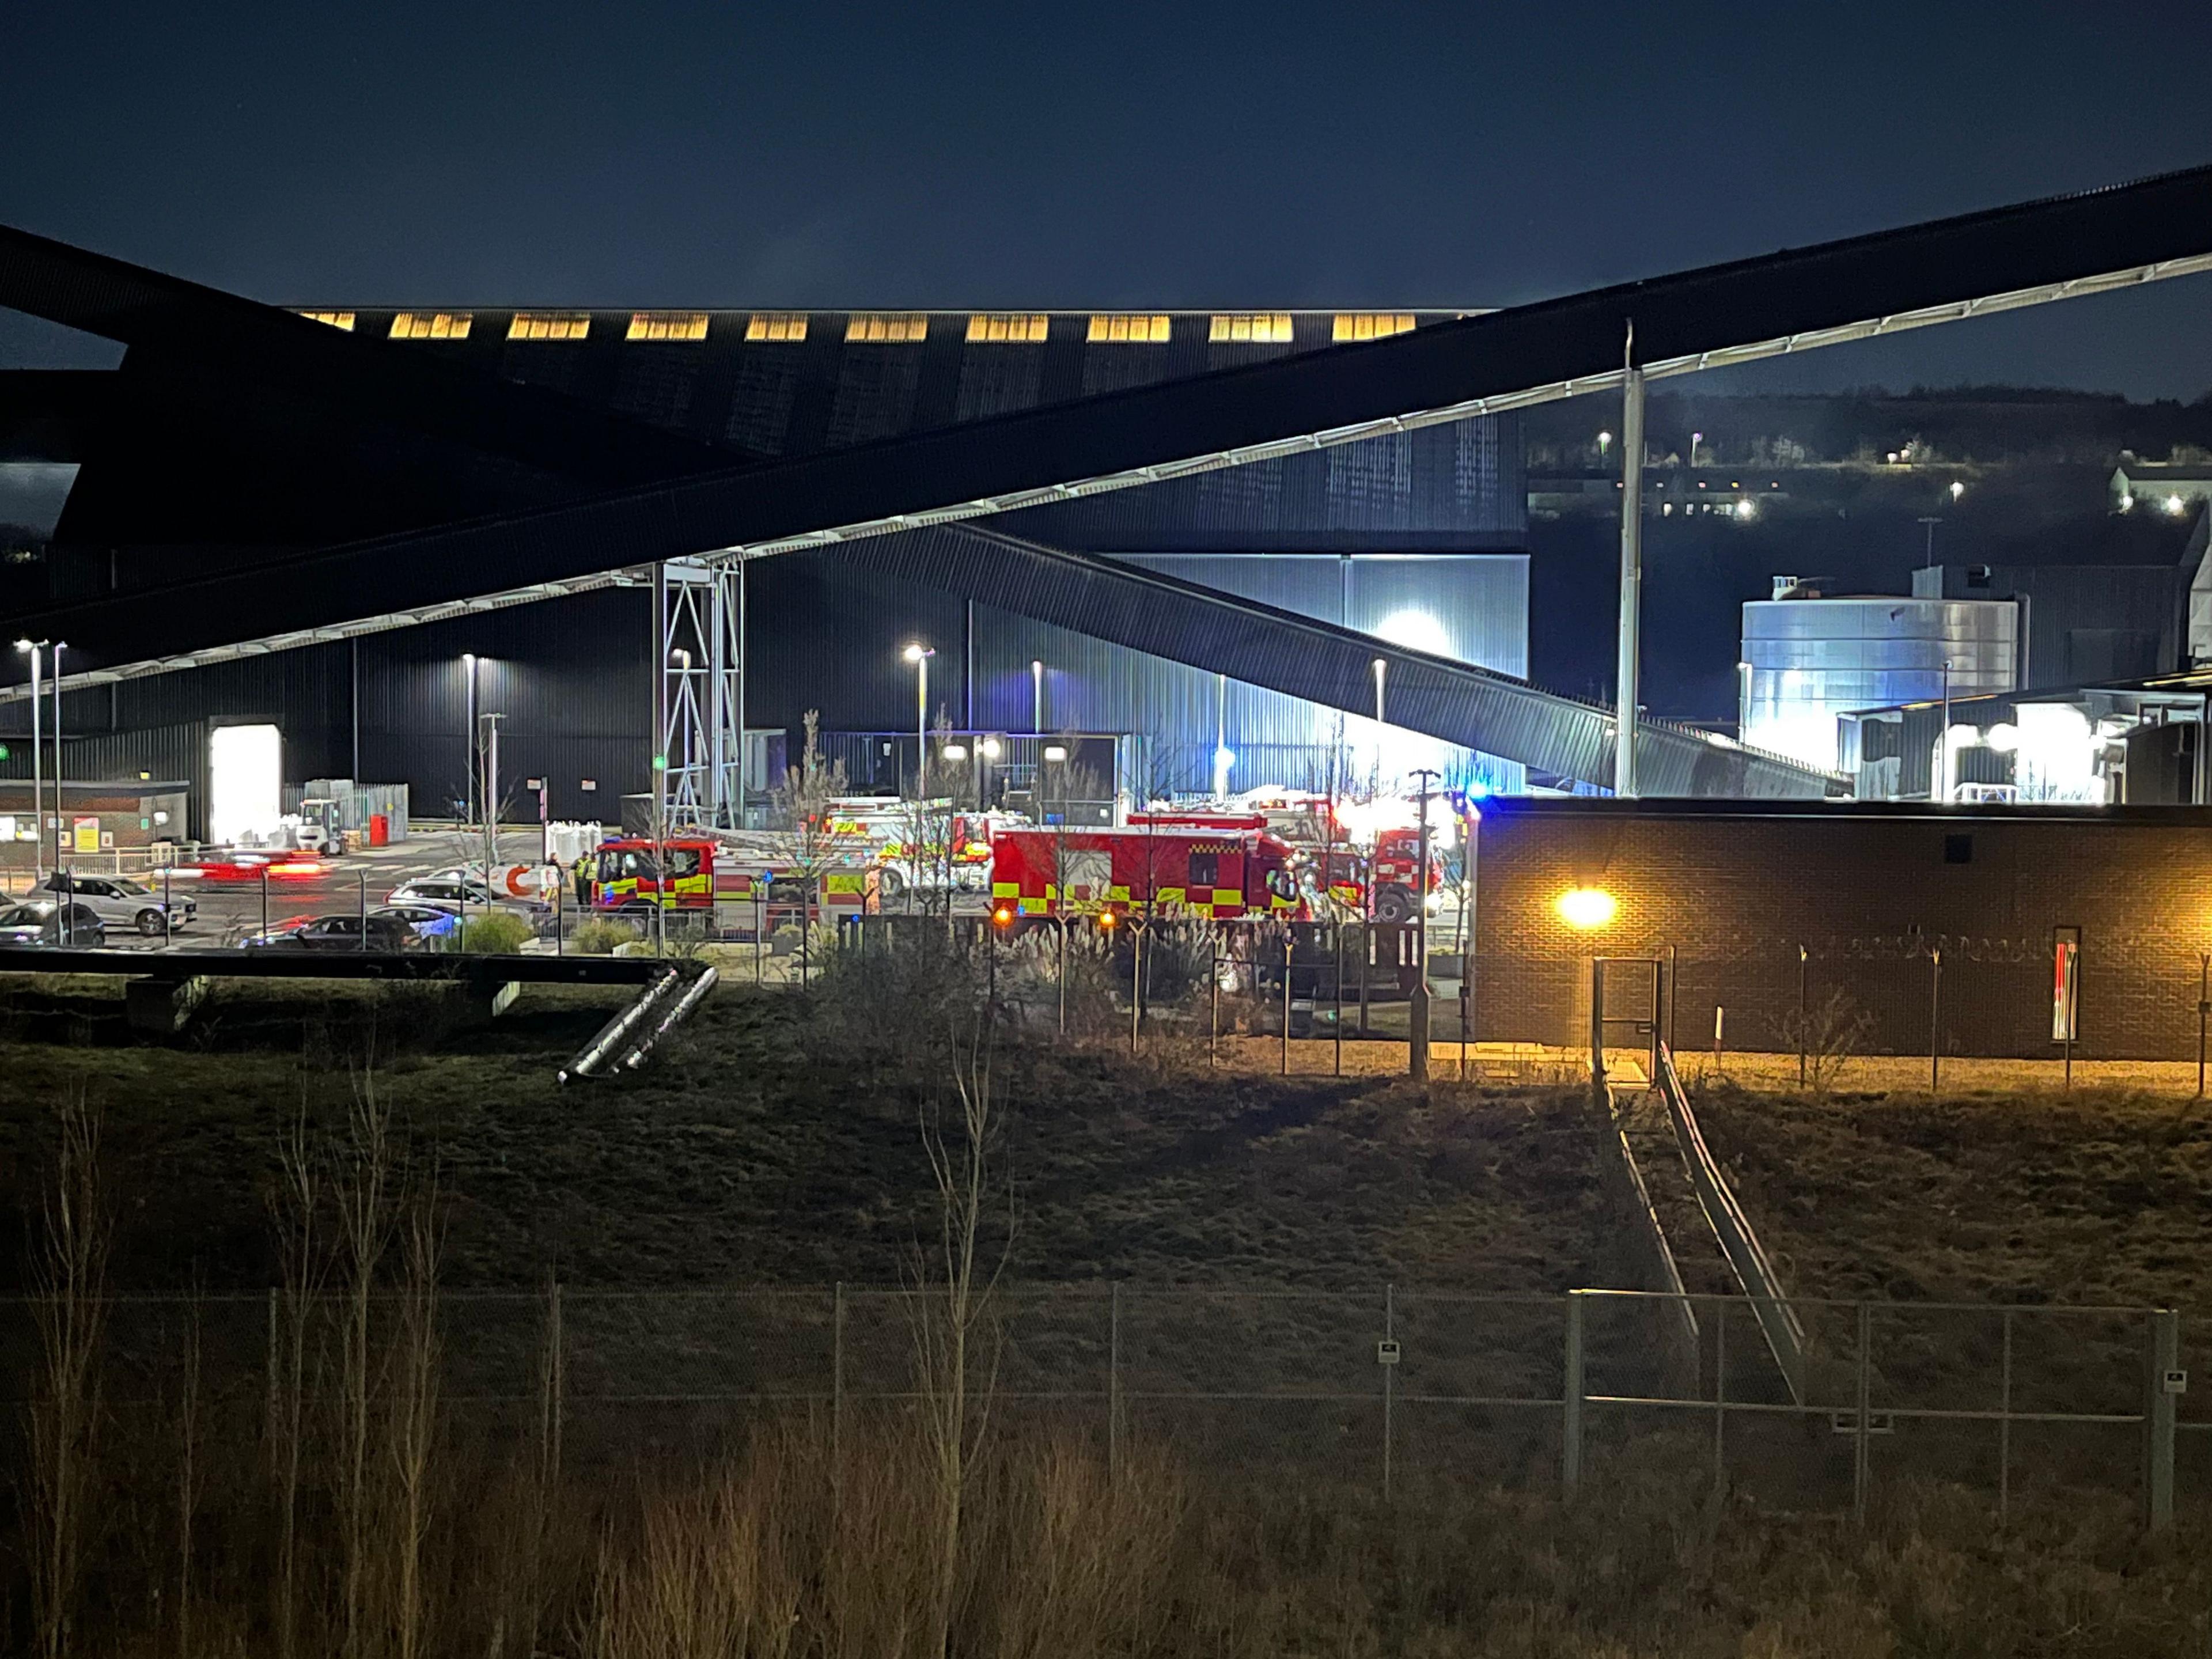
0,900,108,948
242,912,423,952
371,903,461,944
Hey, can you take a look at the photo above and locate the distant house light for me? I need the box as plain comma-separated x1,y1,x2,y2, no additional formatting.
1209,312,1293,344
845,313,928,343
389,312,472,340
1331,313,1414,343
627,311,710,342
298,309,356,331
966,313,1050,343
1086,313,1171,344
744,313,809,343
507,312,591,341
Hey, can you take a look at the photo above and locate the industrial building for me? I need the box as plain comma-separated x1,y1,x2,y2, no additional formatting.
3,307,1530,836
12,161,2212,831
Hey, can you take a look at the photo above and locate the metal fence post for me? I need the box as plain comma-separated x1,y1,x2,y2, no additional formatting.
1711,1296,1726,1492
1562,1290,1585,1498
1382,1282,1395,1503
1998,1308,2013,1528
1108,1282,1122,1484
1280,933,1292,1077
1853,1301,1872,1523
265,1286,278,1445
2146,1309,2178,1533
832,1281,845,1468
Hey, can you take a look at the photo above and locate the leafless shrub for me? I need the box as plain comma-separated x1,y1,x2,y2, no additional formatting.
1776,986,1875,1096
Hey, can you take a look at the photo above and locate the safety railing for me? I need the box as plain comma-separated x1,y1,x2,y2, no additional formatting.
1654,1043,1809,1402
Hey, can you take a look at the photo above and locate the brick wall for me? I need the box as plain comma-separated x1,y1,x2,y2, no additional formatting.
1470,802,2212,1062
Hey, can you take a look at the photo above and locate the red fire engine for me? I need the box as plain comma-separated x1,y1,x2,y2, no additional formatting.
582,837,873,918
990,818,1305,921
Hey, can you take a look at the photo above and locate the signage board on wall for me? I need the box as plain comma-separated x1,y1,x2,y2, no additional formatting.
2052,925,2082,1044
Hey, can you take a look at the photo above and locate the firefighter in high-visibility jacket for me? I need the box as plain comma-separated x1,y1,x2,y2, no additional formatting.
574,851,595,909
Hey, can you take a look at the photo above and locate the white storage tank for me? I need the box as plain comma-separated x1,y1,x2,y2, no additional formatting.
1740,577,2017,771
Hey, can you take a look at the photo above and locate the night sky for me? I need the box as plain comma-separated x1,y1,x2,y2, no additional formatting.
5,1,2211,395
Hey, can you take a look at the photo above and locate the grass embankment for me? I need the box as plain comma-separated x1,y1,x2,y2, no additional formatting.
0,975,1621,1294
1691,1080,2212,1311
6,968,2212,1656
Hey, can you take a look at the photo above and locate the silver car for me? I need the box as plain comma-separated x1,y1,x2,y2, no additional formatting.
37,872,196,936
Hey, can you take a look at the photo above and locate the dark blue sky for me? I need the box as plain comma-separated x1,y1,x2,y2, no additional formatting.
6,0,2211,396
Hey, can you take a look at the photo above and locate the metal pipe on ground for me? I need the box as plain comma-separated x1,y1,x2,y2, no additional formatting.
622,965,720,1070
560,967,682,1082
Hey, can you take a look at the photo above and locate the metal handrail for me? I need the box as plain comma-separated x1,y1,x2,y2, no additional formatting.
1655,1043,1809,1403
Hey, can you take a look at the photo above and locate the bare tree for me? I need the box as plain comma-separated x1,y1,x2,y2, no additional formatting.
911,1019,1015,1657
1777,985,1874,1096
775,711,848,980
28,1089,109,1659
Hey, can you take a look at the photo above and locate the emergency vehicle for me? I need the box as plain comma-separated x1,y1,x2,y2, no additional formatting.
581,836,876,923
1146,804,1447,923
821,797,1000,899
990,818,1305,921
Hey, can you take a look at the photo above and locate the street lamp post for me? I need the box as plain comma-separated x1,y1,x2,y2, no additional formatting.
14,640,45,885
1031,658,1044,734
1409,768,1438,1081
50,642,65,872
903,643,935,797
463,652,479,831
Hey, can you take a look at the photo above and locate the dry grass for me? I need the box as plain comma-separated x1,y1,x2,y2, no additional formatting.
1690,1077,2212,1311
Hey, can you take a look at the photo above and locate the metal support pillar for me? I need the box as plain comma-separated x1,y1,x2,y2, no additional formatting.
1614,326,1645,799
657,559,745,829
652,562,670,957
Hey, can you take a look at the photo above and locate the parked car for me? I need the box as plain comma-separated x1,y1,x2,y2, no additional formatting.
371,903,462,944
38,871,196,935
385,876,547,921
0,900,108,948
243,913,423,952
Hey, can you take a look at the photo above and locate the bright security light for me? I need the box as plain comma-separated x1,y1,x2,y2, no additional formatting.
1949,480,1965,501
942,743,968,762
209,724,282,846
1043,744,1068,763
2167,494,2188,516
1555,887,1618,930
979,737,1002,759
902,642,931,662
1374,610,1452,657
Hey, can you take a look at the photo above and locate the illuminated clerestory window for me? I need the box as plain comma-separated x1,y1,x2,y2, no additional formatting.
1087,313,1171,343
1209,313,1293,344
298,310,355,331
1332,313,1415,343
508,312,592,341
389,312,472,340
846,314,929,343
627,312,710,342
744,313,809,342
966,313,1050,343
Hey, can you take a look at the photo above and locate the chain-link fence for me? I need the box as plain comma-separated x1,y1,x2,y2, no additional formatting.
0,1284,2196,1525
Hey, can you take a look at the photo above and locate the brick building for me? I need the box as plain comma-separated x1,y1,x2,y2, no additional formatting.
1471,800,2212,1062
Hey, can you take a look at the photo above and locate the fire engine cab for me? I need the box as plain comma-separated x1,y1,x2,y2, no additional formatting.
990,816,1305,921
583,836,874,919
